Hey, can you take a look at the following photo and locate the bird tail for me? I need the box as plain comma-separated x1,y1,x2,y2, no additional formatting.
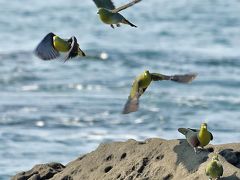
78,48,86,57
169,73,197,83
122,19,137,27
178,128,189,135
122,97,139,114
64,37,79,62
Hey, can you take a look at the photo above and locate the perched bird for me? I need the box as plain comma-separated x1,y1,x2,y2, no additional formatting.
178,123,213,153
92,0,141,28
122,70,197,114
205,154,223,180
34,32,86,61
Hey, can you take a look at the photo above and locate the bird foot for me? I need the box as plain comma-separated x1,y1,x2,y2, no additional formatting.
116,24,121,27
110,24,114,29
194,147,201,154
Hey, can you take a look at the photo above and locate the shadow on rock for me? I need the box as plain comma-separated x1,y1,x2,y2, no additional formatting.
219,149,240,168
173,139,211,172
221,172,238,180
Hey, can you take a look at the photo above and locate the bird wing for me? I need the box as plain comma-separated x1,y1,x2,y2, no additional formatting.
170,73,197,83
92,0,115,10
205,163,211,176
64,36,79,62
210,132,213,140
34,33,60,60
152,73,197,83
178,128,200,147
218,163,224,176
178,128,189,135
186,131,200,147
122,78,147,114
122,95,139,114
179,128,200,133
112,0,141,13
151,73,170,81
188,128,199,132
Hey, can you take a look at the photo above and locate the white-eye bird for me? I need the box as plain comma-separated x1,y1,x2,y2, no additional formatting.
122,70,197,114
205,154,223,180
34,32,86,61
178,123,213,153
92,0,141,28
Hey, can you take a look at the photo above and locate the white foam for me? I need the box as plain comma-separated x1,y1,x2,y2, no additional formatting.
35,121,45,127
21,85,39,91
100,52,108,60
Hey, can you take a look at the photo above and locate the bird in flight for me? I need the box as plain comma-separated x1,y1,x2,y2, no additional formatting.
92,0,142,28
35,32,86,62
122,70,197,114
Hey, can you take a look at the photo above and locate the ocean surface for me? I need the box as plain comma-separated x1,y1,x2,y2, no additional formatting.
0,0,240,178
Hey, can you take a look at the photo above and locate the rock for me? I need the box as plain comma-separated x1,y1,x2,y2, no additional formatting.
219,149,240,168
12,139,240,180
12,163,65,180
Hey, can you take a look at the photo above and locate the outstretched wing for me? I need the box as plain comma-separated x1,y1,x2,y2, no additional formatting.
170,73,197,83
178,128,200,147
188,128,199,132
34,32,60,60
151,73,170,81
112,0,141,13
92,0,115,10
122,78,147,114
151,73,197,83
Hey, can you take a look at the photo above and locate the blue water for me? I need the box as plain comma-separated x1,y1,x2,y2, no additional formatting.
0,0,240,178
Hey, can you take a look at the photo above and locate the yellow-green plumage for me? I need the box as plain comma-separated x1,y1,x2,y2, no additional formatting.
130,71,151,99
53,36,70,52
122,70,197,114
98,8,118,24
198,123,212,147
138,71,152,89
205,155,223,180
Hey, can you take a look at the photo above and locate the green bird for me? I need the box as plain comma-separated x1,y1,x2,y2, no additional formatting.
122,70,197,114
178,123,213,153
34,32,86,61
93,0,141,28
205,154,223,180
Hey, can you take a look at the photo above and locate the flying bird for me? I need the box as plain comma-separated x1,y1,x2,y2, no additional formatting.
92,0,141,28
178,123,213,153
122,70,197,114
35,32,86,61
205,154,223,180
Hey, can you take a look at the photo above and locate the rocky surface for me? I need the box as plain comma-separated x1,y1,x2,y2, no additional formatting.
12,138,240,180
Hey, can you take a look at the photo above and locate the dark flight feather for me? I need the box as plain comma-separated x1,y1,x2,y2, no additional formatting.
93,0,115,10
34,32,60,60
